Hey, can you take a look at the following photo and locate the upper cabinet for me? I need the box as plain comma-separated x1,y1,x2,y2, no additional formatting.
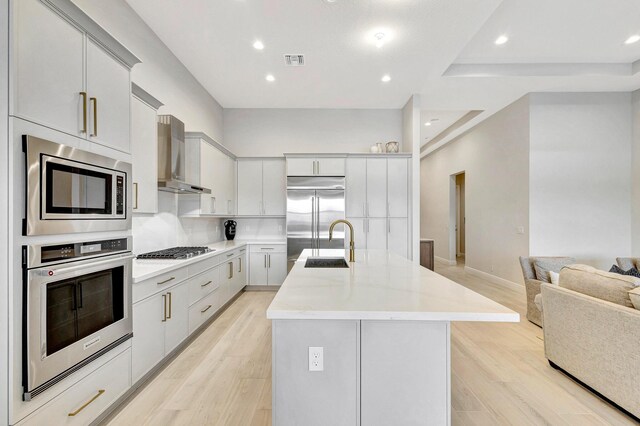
181,133,236,217
237,159,286,216
286,156,346,176
11,0,140,153
131,84,163,214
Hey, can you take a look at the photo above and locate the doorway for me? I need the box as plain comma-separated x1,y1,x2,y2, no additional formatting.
448,172,465,265
455,173,466,263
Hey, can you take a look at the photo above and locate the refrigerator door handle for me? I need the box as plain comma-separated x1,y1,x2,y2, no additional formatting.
311,196,316,249
316,196,321,248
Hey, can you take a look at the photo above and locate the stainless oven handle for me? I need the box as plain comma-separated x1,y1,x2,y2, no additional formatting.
34,254,134,276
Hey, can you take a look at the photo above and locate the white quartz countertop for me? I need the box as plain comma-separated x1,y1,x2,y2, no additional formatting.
132,239,286,283
266,249,520,322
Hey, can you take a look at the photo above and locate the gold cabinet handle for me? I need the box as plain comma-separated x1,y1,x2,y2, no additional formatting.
157,277,175,285
268,254,271,268
167,292,172,319
201,304,212,314
79,92,87,133
238,257,242,273
228,262,233,279
90,97,98,137
68,389,105,416
162,294,167,322
201,280,212,288
133,182,139,210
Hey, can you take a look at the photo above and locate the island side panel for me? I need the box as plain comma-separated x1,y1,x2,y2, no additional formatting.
360,321,451,426
272,319,359,426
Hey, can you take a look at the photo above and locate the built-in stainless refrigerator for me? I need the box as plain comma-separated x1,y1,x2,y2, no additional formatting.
287,176,345,271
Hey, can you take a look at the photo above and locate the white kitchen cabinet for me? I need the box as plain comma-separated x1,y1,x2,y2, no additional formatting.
388,218,409,258
346,158,367,217
132,280,188,383
11,0,139,152
183,134,236,216
263,159,287,215
267,252,288,285
132,293,165,383
287,157,346,176
237,160,263,215
13,0,85,138
366,158,388,218
237,158,286,216
163,281,189,354
131,84,162,213
366,218,387,250
348,218,368,250
387,158,409,218
345,157,389,218
249,253,269,286
345,156,410,257
86,39,131,152
249,245,287,286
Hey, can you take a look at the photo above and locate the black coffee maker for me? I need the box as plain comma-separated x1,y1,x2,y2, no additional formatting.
224,220,237,241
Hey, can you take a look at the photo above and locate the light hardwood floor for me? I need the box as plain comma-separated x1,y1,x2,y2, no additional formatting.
104,264,639,426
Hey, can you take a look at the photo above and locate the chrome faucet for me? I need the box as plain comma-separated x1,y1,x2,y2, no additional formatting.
329,219,355,263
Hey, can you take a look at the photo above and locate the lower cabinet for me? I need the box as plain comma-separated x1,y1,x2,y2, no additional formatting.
132,280,189,383
249,245,287,285
17,347,131,425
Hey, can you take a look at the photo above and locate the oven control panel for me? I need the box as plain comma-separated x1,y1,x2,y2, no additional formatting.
38,238,130,263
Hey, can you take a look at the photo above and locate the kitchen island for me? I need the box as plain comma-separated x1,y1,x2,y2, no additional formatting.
267,249,519,426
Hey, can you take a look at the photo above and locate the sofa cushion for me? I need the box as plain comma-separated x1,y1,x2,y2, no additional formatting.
534,258,575,283
630,287,640,310
559,264,640,308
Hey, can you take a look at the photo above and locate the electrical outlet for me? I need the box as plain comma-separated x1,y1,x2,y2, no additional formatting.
516,226,525,234
308,347,324,372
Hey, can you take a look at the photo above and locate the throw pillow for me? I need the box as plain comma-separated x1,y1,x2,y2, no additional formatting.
608,264,640,278
609,264,627,274
630,287,640,310
549,271,560,285
533,258,575,283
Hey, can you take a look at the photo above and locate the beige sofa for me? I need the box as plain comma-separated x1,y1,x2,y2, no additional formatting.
541,264,640,420
519,256,575,326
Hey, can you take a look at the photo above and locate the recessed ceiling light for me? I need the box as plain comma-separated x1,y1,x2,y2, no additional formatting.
381,75,391,82
253,40,264,50
424,122,432,126
494,35,509,45
324,0,338,3
265,74,275,82
625,34,640,45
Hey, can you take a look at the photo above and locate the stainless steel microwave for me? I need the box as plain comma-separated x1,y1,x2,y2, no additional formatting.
23,135,132,235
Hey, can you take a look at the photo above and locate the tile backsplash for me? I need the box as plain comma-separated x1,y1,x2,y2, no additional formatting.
132,192,285,254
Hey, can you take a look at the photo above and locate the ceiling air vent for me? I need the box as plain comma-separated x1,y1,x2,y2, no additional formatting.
284,54,305,66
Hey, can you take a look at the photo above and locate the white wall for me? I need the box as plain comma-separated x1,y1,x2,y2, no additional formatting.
632,90,640,253
403,95,421,262
74,0,224,141
421,96,530,284
529,92,632,269
223,108,402,157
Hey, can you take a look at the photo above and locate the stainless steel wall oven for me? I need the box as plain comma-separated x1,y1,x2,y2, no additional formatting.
22,237,133,400
23,135,132,235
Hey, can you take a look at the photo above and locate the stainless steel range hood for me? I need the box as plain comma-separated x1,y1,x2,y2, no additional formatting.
157,115,211,194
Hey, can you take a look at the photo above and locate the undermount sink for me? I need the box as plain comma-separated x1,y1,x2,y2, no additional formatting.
304,257,350,268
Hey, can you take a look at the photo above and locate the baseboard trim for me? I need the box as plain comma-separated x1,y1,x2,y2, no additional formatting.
435,256,457,266
464,266,523,291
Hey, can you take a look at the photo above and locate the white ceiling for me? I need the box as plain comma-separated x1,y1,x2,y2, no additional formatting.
125,0,640,150
125,0,502,108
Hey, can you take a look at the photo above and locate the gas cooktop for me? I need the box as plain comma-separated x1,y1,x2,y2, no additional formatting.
137,246,213,260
